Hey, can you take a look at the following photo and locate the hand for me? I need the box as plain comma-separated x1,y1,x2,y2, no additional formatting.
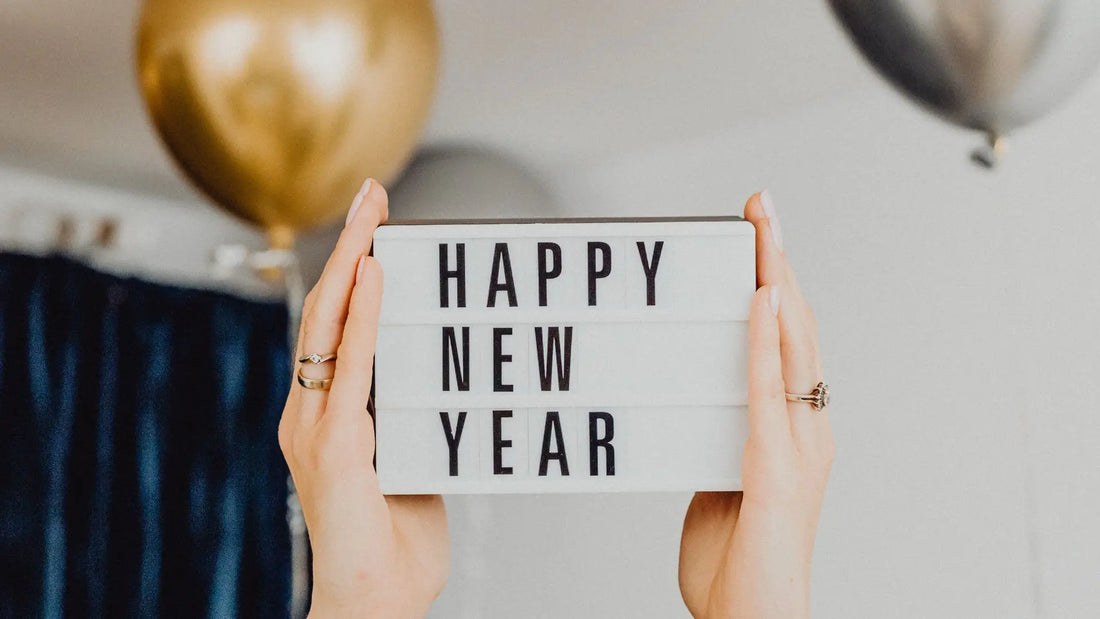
278,180,449,618
678,191,835,619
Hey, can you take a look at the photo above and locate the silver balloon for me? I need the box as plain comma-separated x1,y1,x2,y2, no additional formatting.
388,146,558,220
294,147,557,288
828,0,1100,166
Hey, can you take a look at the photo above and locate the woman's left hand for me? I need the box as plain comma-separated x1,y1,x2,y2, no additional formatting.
678,191,834,619
278,180,449,618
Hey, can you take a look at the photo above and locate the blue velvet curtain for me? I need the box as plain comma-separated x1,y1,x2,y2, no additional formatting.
0,252,292,618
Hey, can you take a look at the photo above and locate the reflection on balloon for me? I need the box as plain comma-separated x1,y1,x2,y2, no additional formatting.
136,0,439,242
828,0,1100,166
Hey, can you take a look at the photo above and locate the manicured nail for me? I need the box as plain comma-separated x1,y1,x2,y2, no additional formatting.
759,189,784,251
345,178,373,227
355,255,366,285
769,285,781,316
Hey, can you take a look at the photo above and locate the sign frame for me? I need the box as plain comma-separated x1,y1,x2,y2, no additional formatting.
373,216,756,495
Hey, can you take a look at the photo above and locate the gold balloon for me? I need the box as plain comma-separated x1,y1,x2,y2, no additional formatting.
136,0,439,241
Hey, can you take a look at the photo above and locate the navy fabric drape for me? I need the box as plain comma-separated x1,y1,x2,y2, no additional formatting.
0,252,291,618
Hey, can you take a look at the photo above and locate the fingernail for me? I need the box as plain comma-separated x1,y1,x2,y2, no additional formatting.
345,178,373,227
355,255,366,285
759,189,784,251
769,285,781,316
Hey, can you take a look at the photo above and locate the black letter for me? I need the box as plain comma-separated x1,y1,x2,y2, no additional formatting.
534,326,573,391
439,411,468,476
636,241,664,306
442,326,470,391
587,241,612,306
538,411,570,476
487,243,518,307
588,412,615,476
493,327,513,392
493,410,513,475
538,242,562,307
439,243,466,308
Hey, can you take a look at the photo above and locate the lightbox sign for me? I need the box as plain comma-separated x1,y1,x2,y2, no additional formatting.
374,217,755,494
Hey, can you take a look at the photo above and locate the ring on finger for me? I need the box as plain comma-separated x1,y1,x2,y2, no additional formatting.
298,352,337,364
785,381,830,411
297,368,333,391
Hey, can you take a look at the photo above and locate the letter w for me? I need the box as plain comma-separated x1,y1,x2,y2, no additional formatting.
534,326,573,391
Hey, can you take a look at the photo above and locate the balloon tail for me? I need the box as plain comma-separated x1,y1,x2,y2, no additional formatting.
971,131,1007,169
260,226,297,280
208,233,310,615
271,246,310,618
282,249,309,618
258,233,310,617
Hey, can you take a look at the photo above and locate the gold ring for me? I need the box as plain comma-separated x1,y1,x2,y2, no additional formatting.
298,352,337,364
297,369,333,391
785,382,830,411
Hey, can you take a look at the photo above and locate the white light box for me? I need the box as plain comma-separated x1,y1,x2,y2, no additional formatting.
373,217,756,494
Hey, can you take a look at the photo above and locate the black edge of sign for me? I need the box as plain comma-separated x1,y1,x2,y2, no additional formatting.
383,215,746,226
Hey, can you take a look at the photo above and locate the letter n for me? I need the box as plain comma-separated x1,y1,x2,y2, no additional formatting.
442,326,470,391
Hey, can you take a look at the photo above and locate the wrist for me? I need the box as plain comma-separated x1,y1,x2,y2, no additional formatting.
309,593,425,619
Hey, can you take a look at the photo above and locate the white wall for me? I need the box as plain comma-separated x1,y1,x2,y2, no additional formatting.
434,81,1100,618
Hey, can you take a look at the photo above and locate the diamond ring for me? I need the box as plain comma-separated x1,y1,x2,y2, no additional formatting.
298,352,337,365
785,382,830,412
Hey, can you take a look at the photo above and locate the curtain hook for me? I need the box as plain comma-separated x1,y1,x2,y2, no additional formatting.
94,217,119,250
55,215,77,251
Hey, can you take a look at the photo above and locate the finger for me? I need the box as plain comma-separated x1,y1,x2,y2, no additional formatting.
301,179,389,376
744,190,807,290
743,190,787,287
325,256,384,437
776,287,826,449
277,388,301,465
744,191,829,446
280,290,316,435
296,179,389,426
746,285,790,449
